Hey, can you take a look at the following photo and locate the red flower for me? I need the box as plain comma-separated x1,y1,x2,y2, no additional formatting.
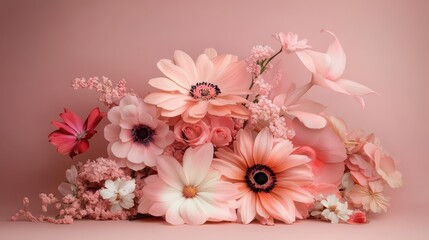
48,108,105,158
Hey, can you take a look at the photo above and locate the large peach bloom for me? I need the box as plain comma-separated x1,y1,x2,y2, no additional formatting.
144,49,252,123
212,128,314,224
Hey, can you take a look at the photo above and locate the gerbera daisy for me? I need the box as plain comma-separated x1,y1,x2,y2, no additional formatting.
144,49,252,123
212,128,314,224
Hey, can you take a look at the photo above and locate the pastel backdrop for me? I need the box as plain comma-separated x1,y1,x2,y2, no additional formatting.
0,0,428,239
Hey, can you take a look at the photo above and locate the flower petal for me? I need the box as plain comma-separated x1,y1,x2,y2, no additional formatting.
180,199,208,225
157,155,187,189
165,197,186,225
253,128,273,165
157,59,191,89
174,50,198,84
182,144,214,186
111,141,133,158
239,192,256,224
148,77,189,94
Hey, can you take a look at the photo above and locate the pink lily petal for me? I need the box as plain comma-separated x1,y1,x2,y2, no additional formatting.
287,110,327,129
296,50,331,75
323,30,346,79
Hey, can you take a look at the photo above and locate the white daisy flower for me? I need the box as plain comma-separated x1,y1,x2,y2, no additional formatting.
100,178,136,212
320,195,353,224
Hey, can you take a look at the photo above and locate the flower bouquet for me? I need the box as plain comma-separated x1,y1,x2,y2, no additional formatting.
12,30,402,225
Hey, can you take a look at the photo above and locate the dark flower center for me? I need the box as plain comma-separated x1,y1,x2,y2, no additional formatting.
131,125,154,145
189,82,221,100
245,164,276,193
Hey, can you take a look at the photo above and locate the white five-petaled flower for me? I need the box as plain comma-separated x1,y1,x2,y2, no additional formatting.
319,195,353,224
100,178,136,212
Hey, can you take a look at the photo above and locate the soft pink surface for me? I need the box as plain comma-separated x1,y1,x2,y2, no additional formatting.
0,0,428,238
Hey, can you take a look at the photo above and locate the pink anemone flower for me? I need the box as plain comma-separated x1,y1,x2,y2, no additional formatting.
290,119,347,185
144,49,252,123
104,95,175,170
296,30,376,107
48,108,105,158
212,128,314,225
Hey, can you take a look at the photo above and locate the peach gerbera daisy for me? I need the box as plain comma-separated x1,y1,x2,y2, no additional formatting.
212,128,314,224
144,49,252,123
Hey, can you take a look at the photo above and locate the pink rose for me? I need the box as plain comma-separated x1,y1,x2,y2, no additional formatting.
209,127,232,147
207,116,234,147
174,120,210,146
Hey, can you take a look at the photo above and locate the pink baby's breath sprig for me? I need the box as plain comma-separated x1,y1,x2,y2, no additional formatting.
245,45,275,75
248,76,294,139
72,77,130,108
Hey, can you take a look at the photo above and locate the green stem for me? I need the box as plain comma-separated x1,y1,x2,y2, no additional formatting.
260,48,282,74
246,48,283,100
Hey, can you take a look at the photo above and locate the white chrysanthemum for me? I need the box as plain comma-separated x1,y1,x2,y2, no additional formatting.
320,195,353,224
100,178,136,212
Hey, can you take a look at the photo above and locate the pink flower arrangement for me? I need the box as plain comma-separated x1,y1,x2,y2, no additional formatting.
13,30,402,225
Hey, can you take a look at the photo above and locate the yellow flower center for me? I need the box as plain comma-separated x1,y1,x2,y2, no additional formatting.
182,186,197,198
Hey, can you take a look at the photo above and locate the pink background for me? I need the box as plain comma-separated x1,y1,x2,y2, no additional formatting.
1,0,428,239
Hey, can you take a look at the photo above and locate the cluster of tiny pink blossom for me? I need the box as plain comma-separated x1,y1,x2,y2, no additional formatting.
248,94,293,139
12,158,149,224
245,45,275,75
248,75,294,139
72,77,129,107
